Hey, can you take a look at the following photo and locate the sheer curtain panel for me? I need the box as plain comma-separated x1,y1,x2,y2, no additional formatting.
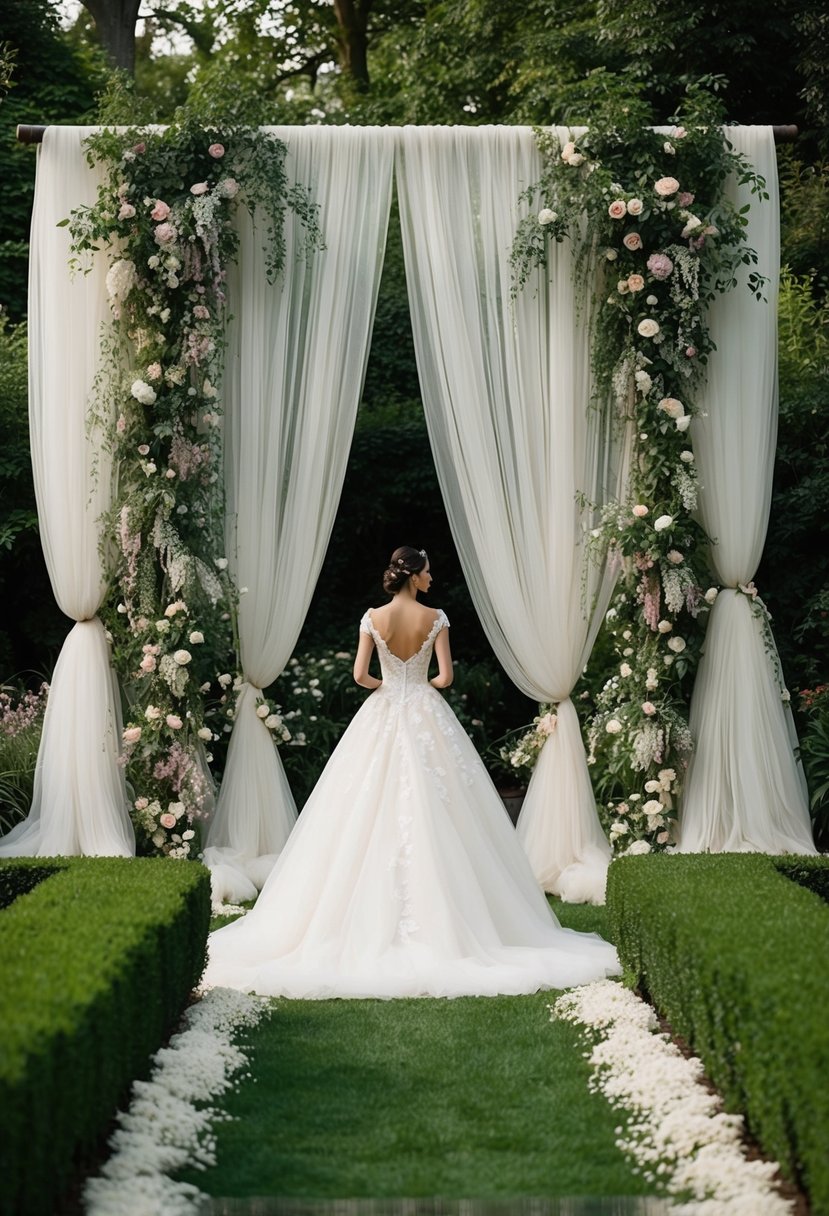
678,126,815,855
204,126,395,902
0,127,133,859
397,126,622,904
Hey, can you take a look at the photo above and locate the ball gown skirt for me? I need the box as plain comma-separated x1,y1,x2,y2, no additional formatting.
202,611,620,998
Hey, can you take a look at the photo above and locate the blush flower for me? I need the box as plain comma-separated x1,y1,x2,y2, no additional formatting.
608,200,627,220
627,274,645,292
658,397,685,419
646,252,673,280
150,200,170,221
154,222,177,245
208,143,225,158
605,719,623,734
190,181,209,196
654,176,680,197
173,649,192,666
632,504,649,518
667,550,684,564
166,714,183,729
160,812,177,829
623,232,643,251
122,726,142,744
626,198,644,216
642,701,657,716
637,318,660,338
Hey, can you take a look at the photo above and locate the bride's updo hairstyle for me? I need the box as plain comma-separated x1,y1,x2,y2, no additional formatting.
383,545,428,594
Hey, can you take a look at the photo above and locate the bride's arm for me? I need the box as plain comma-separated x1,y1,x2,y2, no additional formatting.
430,627,453,688
353,631,382,689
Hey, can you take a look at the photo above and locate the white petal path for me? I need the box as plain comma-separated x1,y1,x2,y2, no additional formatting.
552,980,795,1215
83,986,271,1216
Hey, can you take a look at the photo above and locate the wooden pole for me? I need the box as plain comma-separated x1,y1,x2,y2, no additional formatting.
17,123,803,145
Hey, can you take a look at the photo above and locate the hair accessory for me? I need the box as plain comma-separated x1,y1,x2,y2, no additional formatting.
419,549,426,557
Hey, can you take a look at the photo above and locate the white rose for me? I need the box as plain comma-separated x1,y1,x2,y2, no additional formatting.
667,636,686,653
637,319,660,338
605,248,618,262
173,649,192,665
265,714,282,730
144,705,161,720
704,587,719,604
538,208,558,225
642,799,663,816
561,141,576,160
625,839,652,855
189,631,204,644
681,215,702,237
106,258,136,302
197,726,212,741
675,415,692,432
218,673,232,688
131,379,157,406
644,780,661,793
605,718,623,735
646,294,658,305
566,152,584,166
620,663,632,678
256,704,270,719
657,620,673,634
680,450,695,463
654,514,674,532
626,197,644,215
214,557,229,570
667,550,684,564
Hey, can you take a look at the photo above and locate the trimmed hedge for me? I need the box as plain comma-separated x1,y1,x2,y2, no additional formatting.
607,852,829,1215
0,855,211,1216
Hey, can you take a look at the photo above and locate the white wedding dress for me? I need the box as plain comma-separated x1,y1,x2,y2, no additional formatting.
202,611,620,998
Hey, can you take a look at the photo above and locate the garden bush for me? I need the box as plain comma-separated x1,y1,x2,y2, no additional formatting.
606,852,829,1214
0,855,211,1216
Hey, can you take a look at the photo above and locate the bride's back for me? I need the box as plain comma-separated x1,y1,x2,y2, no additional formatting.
370,600,439,662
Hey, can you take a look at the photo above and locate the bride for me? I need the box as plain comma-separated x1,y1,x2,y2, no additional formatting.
202,546,620,998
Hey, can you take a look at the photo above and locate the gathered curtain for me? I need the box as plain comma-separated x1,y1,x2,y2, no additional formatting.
203,126,396,902
677,126,815,855
396,125,626,904
0,127,134,859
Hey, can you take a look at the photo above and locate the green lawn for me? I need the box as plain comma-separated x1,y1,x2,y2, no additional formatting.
178,900,647,1202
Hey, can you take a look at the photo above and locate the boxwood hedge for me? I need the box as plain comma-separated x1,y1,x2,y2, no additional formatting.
606,852,829,1214
0,855,211,1216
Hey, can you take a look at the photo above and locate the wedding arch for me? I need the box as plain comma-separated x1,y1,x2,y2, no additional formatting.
0,121,815,900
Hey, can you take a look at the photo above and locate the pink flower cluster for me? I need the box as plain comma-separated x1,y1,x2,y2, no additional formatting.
0,683,48,738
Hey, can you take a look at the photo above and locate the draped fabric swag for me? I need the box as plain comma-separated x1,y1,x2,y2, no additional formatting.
2,123,813,887
396,125,623,905
203,126,395,902
677,126,814,855
0,127,134,859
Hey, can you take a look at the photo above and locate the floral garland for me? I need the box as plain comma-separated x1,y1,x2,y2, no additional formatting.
510,94,767,854
68,117,322,857
499,704,558,780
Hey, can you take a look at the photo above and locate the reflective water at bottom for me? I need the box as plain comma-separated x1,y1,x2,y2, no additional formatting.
203,1198,672,1216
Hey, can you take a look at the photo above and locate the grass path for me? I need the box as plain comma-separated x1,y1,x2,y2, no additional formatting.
177,901,650,1202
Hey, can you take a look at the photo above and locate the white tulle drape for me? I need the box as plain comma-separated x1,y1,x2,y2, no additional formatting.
397,126,624,904
0,127,133,859
204,126,395,902
678,126,815,855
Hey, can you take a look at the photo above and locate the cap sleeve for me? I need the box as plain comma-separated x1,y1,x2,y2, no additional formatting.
359,611,373,636
437,608,449,630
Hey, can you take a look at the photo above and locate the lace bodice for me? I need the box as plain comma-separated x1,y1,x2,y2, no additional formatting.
360,609,449,701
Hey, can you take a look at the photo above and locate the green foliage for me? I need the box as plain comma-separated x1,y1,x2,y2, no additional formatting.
797,684,829,850
606,852,829,1215
0,316,65,677
0,855,211,1216
0,0,107,320
758,269,829,701
778,154,829,286
0,681,47,835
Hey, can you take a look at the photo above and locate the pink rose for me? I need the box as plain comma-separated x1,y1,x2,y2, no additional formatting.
658,397,685,419
122,726,142,744
673,127,687,139
190,181,209,196
151,200,170,221
623,232,643,251
146,362,162,380
154,222,177,245
654,176,680,197
686,346,697,357
131,142,146,154
647,252,673,280
677,191,694,207
118,202,136,220
193,304,210,320
137,443,150,455
627,274,645,292
166,714,183,730
217,178,239,199
140,654,157,673
160,812,177,829
632,504,649,518
642,701,657,716
626,198,644,216
208,143,225,159
608,200,627,220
